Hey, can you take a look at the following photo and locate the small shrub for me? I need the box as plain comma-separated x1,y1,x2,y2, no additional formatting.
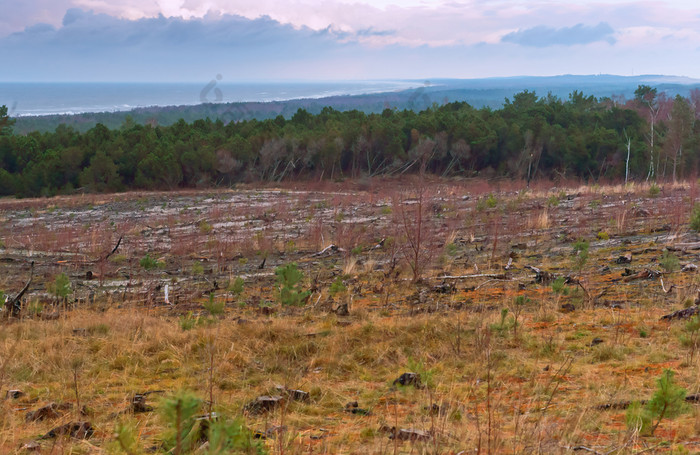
491,308,513,334
140,254,163,270
572,239,589,272
546,195,560,207
509,295,529,337
660,251,680,272
476,195,498,211
191,261,205,275
649,183,661,197
160,391,203,453
690,204,700,232
275,263,310,306
227,277,244,295
591,344,625,362
112,418,141,454
285,240,296,253
47,273,72,302
26,300,43,317
199,219,213,234
626,401,652,434
680,314,700,363
625,369,687,435
405,357,436,389
486,193,498,208
203,293,225,316
206,416,267,454
329,276,347,297
179,312,202,330
597,231,609,240
445,242,458,256
551,276,570,296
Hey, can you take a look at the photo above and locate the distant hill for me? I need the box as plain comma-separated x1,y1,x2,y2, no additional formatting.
13,75,700,134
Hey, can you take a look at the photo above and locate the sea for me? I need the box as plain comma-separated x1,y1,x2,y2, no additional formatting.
0,81,420,117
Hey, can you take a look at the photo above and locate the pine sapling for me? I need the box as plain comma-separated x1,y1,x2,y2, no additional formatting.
626,369,686,436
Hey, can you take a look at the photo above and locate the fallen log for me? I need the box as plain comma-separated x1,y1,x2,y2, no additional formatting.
438,273,509,280
596,393,700,410
525,265,556,284
311,244,346,257
667,242,700,252
620,269,661,283
660,305,699,321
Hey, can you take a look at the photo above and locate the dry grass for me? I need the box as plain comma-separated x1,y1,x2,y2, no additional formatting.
2,179,700,453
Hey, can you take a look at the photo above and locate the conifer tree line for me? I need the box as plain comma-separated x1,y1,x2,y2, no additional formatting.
1,86,699,197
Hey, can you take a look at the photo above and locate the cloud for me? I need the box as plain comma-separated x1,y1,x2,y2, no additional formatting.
0,8,388,81
3,9,335,49
1,4,700,81
501,22,616,47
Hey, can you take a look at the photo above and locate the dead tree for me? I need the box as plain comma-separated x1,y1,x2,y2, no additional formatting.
4,261,34,318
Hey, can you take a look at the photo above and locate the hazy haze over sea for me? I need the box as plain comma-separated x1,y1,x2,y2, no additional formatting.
0,81,420,116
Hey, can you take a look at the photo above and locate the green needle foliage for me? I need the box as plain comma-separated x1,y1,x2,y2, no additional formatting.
161,391,203,454
0,87,695,197
275,263,310,306
203,292,225,316
660,251,680,273
114,391,266,454
626,369,687,436
205,418,267,455
329,276,347,297
140,254,163,270
47,273,71,303
113,419,142,455
690,204,700,232
228,277,245,295
572,239,589,272
680,314,700,363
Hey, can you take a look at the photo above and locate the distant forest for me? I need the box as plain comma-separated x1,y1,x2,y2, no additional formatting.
1,86,699,197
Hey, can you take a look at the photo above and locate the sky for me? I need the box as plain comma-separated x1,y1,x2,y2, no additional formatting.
1,0,700,82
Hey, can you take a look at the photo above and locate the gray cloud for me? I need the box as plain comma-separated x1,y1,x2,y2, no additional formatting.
501,22,616,47
1,7,698,82
0,8,392,81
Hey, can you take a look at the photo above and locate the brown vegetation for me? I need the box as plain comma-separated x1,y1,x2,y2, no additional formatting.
2,177,700,453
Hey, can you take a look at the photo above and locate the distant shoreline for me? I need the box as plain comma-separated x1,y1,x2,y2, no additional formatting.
0,80,422,117
7,75,700,134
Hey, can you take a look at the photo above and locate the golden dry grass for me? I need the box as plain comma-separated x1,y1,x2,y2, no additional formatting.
2,179,700,454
